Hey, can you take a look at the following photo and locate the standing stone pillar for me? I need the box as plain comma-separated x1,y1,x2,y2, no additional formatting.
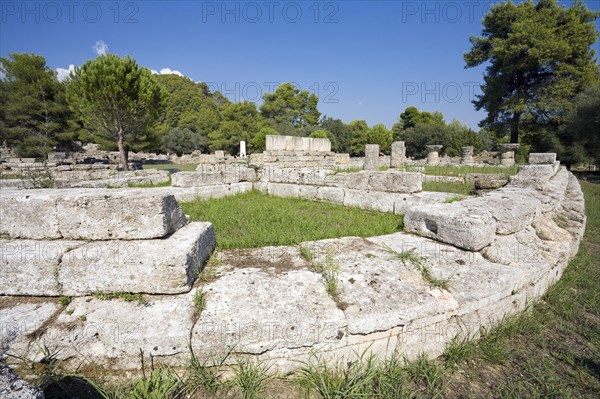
215,150,225,158
363,144,379,170
461,146,474,165
499,144,519,167
390,141,406,168
240,141,247,158
426,145,443,166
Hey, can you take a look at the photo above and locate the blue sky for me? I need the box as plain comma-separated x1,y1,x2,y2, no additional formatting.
2,0,599,130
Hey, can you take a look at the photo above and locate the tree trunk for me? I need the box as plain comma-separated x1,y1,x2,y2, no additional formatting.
510,112,521,144
117,128,129,171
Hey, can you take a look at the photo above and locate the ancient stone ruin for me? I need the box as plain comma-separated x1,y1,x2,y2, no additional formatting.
0,149,586,375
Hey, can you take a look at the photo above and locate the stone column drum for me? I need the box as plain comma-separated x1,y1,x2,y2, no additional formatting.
426,145,443,166
461,146,474,165
390,141,406,168
499,143,519,167
363,144,380,170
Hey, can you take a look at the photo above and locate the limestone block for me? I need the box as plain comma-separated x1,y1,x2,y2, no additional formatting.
39,293,196,369
55,190,188,240
58,222,215,295
0,300,62,360
390,141,406,168
368,171,422,193
172,171,224,187
460,191,540,235
0,240,83,296
529,153,557,164
533,214,572,242
509,164,557,190
192,269,346,359
267,183,301,198
1,189,188,240
343,190,396,213
0,190,60,239
316,187,345,204
404,204,496,251
363,144,379,170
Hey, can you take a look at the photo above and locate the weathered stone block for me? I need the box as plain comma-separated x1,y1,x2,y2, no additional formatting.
0,364,45,399
58,222,215,295
368,171,422,193
316,187,345,204
0,240,83,296
529,153,556,164
363,144,379,170
1,189,188,240
267,183,300,198
404,204,496,251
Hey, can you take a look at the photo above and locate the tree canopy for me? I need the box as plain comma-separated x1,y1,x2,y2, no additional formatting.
0,53,73,157
260,82,321,128
464,0,599,148
67,54,163,169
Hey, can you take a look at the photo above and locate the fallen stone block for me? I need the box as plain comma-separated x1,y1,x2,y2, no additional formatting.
0,190,60,239
404,204,496,251
58,222,215,295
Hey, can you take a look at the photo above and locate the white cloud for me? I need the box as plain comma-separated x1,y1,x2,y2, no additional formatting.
358,101,364,106
93,40,109,56
56,64,75,81
151,68,184,77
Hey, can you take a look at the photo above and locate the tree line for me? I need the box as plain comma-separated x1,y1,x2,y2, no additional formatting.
1,0,598,169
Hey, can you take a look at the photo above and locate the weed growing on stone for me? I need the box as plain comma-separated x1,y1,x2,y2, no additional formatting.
387,247,450,290
94,292,148,305
58,296,72,306
231,357,272,399
126,368,182,399
185,346,229,396
296,351,379,398
127,175,172,188
444,195,467,203
333,167,363,174
193,289,207,311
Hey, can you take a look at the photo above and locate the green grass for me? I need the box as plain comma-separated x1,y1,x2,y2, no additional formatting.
143,163,198,172
404,164,519,177
422,180,475,195
193,289,207,311
180,190,403,249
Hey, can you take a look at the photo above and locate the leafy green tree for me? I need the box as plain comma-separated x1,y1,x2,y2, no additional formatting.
365,124,393,153
208,101,263,154
309,129,328,139
250,127,279,152
445,120,483,156
391,106,445,140
349,120,369,156
464,0,599,144
0,53,72,157
559,83,600,165
397,124,447,159
260,83,321,128
161,127,206,156
67,55,163,169
320,117,353,153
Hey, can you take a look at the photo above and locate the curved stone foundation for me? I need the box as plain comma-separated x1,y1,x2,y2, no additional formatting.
0,156,586,375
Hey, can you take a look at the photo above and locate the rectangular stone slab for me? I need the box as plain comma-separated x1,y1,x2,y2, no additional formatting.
0,188,188,240
404,203,496,251
58,222,215,295
0,240,83,296
529,153,557,164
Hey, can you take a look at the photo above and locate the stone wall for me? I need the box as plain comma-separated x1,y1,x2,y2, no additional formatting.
0,153,586,377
